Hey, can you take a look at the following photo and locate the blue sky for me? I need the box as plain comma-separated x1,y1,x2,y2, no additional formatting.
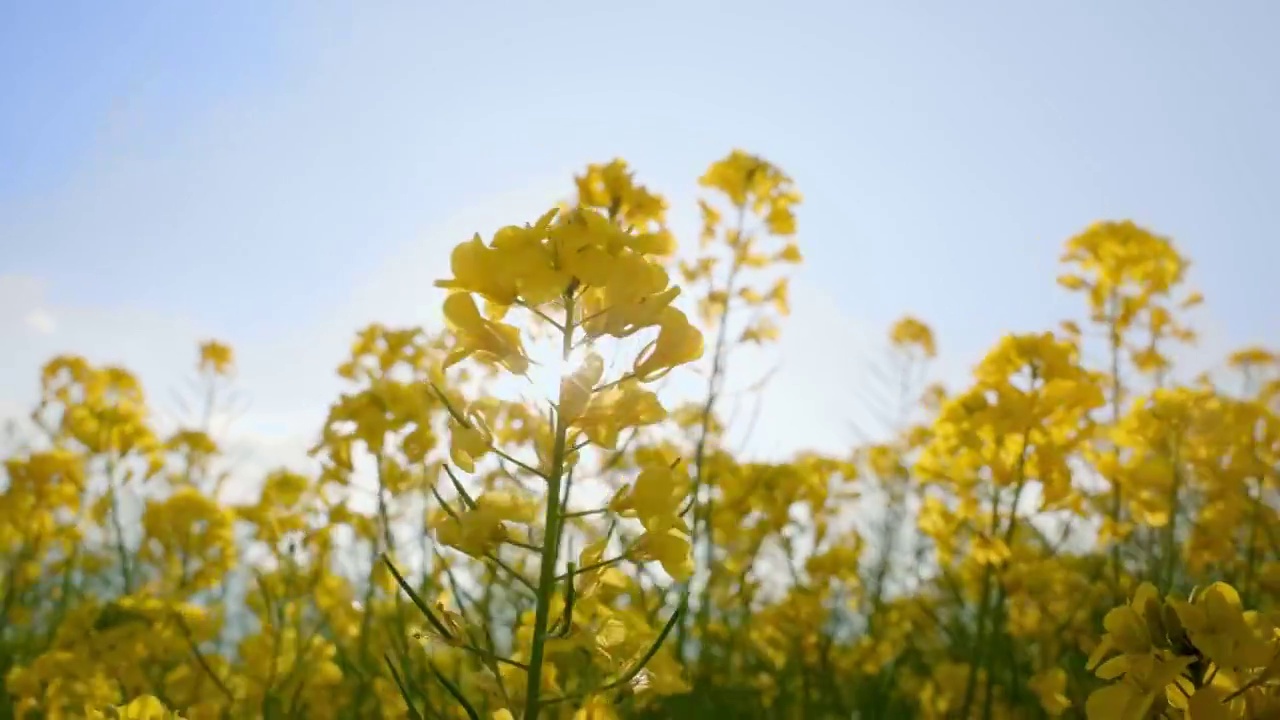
3,1,1279,470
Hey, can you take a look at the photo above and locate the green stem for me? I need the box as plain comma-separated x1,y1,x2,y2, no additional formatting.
1161,438,1182,593
963,407,1034,719
960,488,1003,717
685,200,748,668
522,290,576,720
106,456,133,594
1242,476,1263,606
1241,405,1262,605
1106,295,1125,595
982,480,1027,720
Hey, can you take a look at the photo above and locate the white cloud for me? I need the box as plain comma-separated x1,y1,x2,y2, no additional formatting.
23,308,56,335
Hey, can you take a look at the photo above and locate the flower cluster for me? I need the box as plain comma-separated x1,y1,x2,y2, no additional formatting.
3,157,1279,720
1086,582,1280,718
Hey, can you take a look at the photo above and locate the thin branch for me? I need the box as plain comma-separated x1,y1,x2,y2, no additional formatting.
442,464,477,509
428,659,481,720
381,554,456,642
173,611,235,704
518,300,565,332
384,655,426,720
557,554,628,582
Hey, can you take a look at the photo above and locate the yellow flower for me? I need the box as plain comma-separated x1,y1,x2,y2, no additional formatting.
442,292,530,374
610,460,688,533
1086,652,1193,720
1088,582,1161,671
775,242,802,263
197,340,234,375
1185,685,1242,720
573,696,619,719
574,379,666,449
1028,668,1072,716
633,308,703,381
889,316,937,358
632,527,694,581
449,412,492,473
1169,582,1273,670
434,491,536,558
558,352,605,423
94,696,185,720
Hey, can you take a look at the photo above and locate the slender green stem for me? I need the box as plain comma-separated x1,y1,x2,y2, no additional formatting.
522,290,576,720
982,479,1027,720
684,199,749,667
959,488,1003,717
106,456,133,594
963,405,1034,719
591,372,638,394
556,554,626,581
1106,293,1125,594
491,448,548,482
384,655,426,720
519,300,565,332
173,610,235,703
1161,438,1182,593
487,555,538,594
1241,411,1263,605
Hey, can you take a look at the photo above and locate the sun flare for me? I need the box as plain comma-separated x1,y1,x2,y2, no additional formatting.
520,330,590,407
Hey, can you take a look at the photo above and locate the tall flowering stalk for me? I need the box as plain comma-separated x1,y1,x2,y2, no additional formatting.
384,161,705,718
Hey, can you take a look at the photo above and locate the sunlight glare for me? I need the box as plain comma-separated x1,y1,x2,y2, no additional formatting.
522,333,590,407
